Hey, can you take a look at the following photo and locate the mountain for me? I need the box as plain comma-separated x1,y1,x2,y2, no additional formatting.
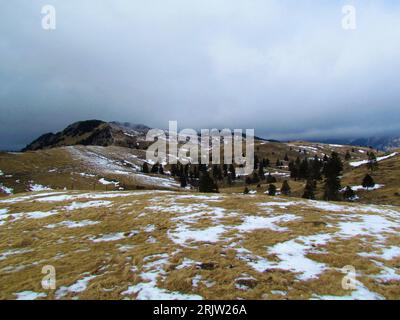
315,136,400,151
22,120,151,151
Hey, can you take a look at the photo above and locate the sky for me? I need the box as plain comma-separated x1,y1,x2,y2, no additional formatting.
1,0,400,150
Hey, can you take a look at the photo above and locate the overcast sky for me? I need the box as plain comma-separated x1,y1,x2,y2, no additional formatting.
1,0,400,150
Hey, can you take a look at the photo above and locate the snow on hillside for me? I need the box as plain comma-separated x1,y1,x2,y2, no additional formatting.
1,190,399,300
350,152,398,167
66,146,180,189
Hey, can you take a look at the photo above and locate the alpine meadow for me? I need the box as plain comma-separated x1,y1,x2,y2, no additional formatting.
1,1,400,303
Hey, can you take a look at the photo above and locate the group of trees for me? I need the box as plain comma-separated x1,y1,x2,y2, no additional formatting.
142,148,381,199
244,180,291,196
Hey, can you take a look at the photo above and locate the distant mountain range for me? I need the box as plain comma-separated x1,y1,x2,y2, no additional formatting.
22,119,400,152
314,136,400,151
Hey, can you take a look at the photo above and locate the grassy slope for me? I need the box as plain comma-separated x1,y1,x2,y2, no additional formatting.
342,151,400,206
0,146,179,194
0,190,399,300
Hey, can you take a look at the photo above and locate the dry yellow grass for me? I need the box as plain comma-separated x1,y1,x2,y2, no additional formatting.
0,190,399,300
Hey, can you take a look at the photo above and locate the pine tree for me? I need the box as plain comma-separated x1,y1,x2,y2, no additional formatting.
284,154,289,162
310,155,322,180
142,162,149,173
343,186,356,201
159,164,164,175
268,184,277,196
345,151,351,161
151,162,159,174
367,152,378,171
299,159,309,180
266,173,277,184
229,164,236,180
281,180,291,196
170,164,178,177
199,171,218,193
289,160,298,180
302,179,316,200
245,176,252,185
252,172,260,184
258,162,265,180
243,187,250,195
362,174,375,189
180,172,187,188
323,152,343,201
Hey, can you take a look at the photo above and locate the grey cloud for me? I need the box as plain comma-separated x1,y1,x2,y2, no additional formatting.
1,0,400,150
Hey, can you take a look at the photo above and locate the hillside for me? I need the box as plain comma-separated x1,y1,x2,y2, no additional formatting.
0,190,399,300
22,120,151,151
0,146,180,195
4,136,397,205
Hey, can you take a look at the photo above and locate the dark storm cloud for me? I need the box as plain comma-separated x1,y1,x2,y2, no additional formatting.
1,0,400,150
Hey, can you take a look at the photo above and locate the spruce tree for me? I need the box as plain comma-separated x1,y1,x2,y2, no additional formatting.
229,164,236,180
289,160,298,180
281,180,291,196
151,162,159,174
343,186,356,201
345,151,351,161
299,159,309,180
268,184,277,196
266,173,277,184
258,162,265,180
310,155,322,180
362,174,375,189
284,154,289,162
302,179,316,200
180,172,187,188
367,152,378,171
199,171,218,193
243,187,250,194
142,162,149,173
323,152,343,201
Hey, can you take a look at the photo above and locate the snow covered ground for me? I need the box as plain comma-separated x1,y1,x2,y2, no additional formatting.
350,152,398,167
0,190,399,300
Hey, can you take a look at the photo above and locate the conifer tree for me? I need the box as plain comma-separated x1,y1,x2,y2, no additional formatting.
302,179,316,200
362,174,375,189
323,152,343,201
199,171,219,193
180,172,187,188
170,164,178,177
310,155,323,180
151,162,159,174
367,152,378,171
299,159,309,180
284,154,289,162
345,151,351,161
142,162,149,173
229,164,236,180
343,186,356,201
258,162,265,180
243,187,250,195
268,184,277,196
289,160,298,180
266,173,277,184
281,180,291,196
